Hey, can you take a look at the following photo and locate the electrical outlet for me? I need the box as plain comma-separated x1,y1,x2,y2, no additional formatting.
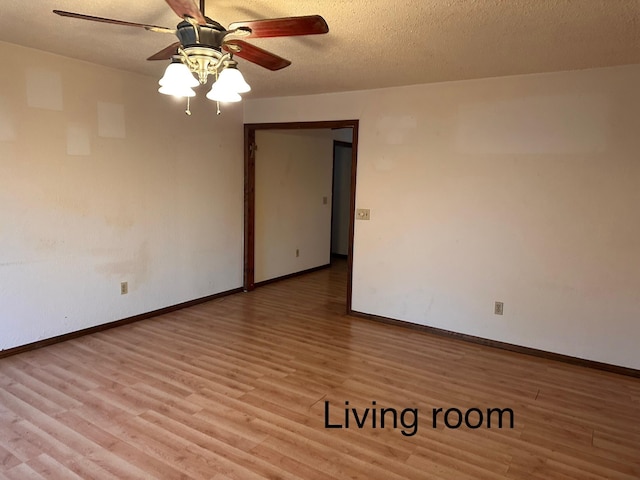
121,282,128,295
296,249,300,257
322,196,328,205
356,208,370,220
494,301,504,315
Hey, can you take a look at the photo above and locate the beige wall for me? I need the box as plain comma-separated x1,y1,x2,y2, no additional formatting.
3,37,639,371
244,64,640,369
255,130,333,282
0,42,244,350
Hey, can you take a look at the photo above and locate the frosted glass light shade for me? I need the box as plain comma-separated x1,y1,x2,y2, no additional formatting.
206,82,241,103
158,84,196,97
217,66,251,93
159,62,198,88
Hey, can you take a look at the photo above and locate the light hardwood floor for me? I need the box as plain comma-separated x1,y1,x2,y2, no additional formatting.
1,261,639,479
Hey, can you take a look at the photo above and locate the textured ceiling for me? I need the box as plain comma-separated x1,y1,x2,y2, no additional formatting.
1,0,638,98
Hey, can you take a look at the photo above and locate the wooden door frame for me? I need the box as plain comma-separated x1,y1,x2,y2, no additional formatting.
243,120,359,313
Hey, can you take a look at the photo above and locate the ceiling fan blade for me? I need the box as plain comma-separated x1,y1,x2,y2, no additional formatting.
164,0,207,24
227,15,329,39
147,42,181,61
52,10,174,33
223,40,291,71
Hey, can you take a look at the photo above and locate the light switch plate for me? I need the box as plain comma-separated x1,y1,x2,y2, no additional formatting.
356,208,370,220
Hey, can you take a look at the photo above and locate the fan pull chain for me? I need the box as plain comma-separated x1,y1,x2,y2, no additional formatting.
214,70,221,115
185,96,192,116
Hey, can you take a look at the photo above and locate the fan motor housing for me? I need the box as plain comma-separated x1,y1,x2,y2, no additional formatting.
177,17,226,50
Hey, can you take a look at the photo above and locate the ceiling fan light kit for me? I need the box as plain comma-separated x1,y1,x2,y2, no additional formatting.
158,46,250,106
206,83,242,103
217,64,251,93
205,65,250,103
53,0,329,115
158,58,199,97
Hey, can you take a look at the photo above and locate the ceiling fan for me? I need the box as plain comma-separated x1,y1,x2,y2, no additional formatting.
53,0,329,112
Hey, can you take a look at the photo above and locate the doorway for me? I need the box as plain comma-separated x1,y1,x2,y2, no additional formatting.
331,139,353,259
243,120,359,313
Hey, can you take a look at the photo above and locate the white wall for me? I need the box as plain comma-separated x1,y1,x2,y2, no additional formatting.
0,42,244,351
255,130,333,282
244,64,640,369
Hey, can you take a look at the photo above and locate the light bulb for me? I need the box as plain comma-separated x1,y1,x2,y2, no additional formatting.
206,81,241,103
158,85,196,98
217,66,251,93
159,61,198,89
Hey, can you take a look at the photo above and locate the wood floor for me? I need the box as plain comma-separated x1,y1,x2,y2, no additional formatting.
1,261,639,479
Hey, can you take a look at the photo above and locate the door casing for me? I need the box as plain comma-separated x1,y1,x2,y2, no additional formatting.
243,120,359,313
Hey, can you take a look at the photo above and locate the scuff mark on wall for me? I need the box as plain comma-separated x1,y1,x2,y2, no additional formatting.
26,67,63,111
376,115,418,145
94,241,150,291
104,211,135,229
97,101,126,138
0,96,16,141
66,124,91,155
456,93,611,155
